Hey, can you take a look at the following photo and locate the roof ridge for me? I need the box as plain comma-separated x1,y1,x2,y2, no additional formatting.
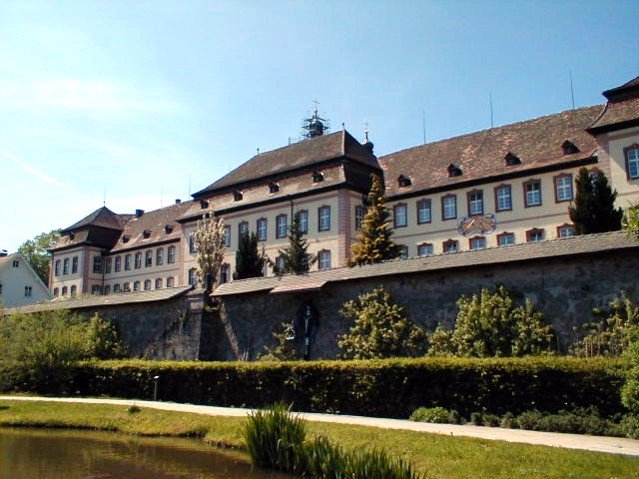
379,104,604,160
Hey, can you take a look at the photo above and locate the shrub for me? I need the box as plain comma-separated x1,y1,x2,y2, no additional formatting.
127,405,141,414
259,322,300,361
470,412,483,426
409,407,450,423
338,287,426,359
621,414,639,439
500,412,518,429
483,414,501,427
447,409,462,424
510,408,623,437
428,286,554,357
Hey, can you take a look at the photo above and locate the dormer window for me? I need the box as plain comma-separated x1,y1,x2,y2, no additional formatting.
397,175,412,188
122,235,130,243
448,164,462,177
233,190,243,201
165,225,173,234
505,152,521,166
268,182,280,194
562,140,580,155
199,199,209,209
69,233,75,240
143,230,151,239
312,171,324,183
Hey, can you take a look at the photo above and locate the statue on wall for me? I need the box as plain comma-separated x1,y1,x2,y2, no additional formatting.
294,300,319,360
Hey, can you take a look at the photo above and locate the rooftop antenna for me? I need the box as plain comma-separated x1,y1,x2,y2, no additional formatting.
256,147,260,155
489,91,494,129
364,120,370,141
341,122,345,130
569,69,576,110
103,185,107,206
422,109,426,145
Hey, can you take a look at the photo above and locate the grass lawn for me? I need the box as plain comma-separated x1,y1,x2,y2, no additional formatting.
0,400,637,479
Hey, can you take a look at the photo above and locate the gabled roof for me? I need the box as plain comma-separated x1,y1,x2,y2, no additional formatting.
602,75,639,102
379,105,603,198
213,231,638,297
194,130,379,197
61,206,129,233
0,252,51,293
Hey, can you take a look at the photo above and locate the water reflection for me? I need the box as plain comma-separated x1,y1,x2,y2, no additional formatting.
0,428,290,479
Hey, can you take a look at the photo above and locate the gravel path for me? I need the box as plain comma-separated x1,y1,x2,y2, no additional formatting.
1,395,638,457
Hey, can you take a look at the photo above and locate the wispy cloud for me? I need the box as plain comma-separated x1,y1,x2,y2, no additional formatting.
0,147,67,187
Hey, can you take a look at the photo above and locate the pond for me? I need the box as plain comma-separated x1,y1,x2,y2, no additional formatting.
0,427,292,479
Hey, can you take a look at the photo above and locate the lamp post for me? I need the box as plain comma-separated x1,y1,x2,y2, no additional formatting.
152,375,160,401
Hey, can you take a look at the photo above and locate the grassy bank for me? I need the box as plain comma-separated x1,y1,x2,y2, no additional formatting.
0,400,637,478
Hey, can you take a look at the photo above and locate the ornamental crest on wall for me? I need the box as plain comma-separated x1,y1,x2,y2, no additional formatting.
458,214,497,237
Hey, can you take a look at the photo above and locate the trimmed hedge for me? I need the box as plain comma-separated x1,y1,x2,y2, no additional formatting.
0,357,627,418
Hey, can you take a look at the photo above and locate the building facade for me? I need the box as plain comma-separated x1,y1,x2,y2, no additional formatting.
49,77,639,297
0,253,51,307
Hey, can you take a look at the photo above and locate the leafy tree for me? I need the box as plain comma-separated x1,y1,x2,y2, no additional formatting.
622,204,639,241
571,292,639,357
276,213,316,275
569,168,623,235
428,286,554,357
259,322,300,361
621,331,639,438
338,286,426,359
348,174,402,266
234,231,268,280
18,229,60,283
190,212,227,290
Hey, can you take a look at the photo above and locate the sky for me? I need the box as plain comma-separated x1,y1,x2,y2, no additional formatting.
1,0,638,252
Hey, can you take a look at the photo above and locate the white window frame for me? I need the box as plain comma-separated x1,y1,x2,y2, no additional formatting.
257,218,267,241
394,204,408,228
442,195,457,220
468,191,484,216
318,250,331,270
555,175,573,202
417,199,431,224
318,206,331,232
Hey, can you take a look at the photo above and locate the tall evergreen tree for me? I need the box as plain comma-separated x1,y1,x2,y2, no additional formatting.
569,167,623,235
348,173,402,266
233,231,268,280
276,213,316,275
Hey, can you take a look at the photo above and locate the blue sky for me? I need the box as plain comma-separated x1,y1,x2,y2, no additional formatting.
1,1,638,252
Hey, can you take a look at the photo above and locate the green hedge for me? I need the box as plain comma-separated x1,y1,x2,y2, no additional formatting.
0,357,627,418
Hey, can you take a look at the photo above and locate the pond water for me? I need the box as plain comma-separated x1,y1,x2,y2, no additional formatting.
0,428,291,479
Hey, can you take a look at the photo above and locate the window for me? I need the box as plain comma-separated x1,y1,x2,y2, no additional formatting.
24,285,32,297
12,260,19,268
124,254,132,271
276,214,288,239
113,284,121,293
92,256,102,274
61,286,68,296
443,239,459,253
133,281,141,292
625,145,639,180
562,140,580,155
524,180,542,207
220,264,230,284
238,221,249,238
156,248,164,266
297,211,308,234
72,256,79,274
166,277,175,288
104,285,111,295
70,285,77,297
275,256,284,271
91,285,101,295
144,279,152,291
114,256,122,272
155,278,163,289
318,250,331,270
63,258,69,275
467,190,484,216
224,225,231,247
53,287,58,296
505,152,521,166
257,218,267,241
393,204,408,228
318,206,331,231
557,224,575,238
398,246,409,259
134,252,142,269
398,175,412,187
417,243,433,257
312,171,324,183
167,246,176,264
105,257,112,274
469,236,486,250
495,185,512,212
526,228,545,243
189,236,197,254
123,282,131,293
199,200,209,209
54,260,61,276
143,230,151,239
497,232,515,246
442,195,457,220
188,268,198,285
448,164,462,177
417,199,431,224
269,182,280,194
145,250,153,267
355,206,366,230
233,190,243,201
554,174,573,202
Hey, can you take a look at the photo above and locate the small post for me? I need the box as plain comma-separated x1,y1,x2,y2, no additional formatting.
152,375,160,401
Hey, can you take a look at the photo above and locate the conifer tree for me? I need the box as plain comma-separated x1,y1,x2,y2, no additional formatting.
276,213,316,275
348,174,402,266
569,167,623,235
234,231,268,280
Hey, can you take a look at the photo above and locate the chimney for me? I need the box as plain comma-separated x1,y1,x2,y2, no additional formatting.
135,209,144,217
175,199,181,204
0,250,7,257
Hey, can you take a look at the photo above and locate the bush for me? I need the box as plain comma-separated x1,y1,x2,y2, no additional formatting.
511,408,623,437
470,412,483,426
0,357,626,419
409,407,450,423
621,414,639,439
500,412,518,429
483,414,501,427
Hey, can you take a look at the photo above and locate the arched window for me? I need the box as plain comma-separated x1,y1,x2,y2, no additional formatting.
144,279,152,291
133,281,141,292
166,277,175,288
70,285,77,297
155,278,163,289
61,286,68,296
